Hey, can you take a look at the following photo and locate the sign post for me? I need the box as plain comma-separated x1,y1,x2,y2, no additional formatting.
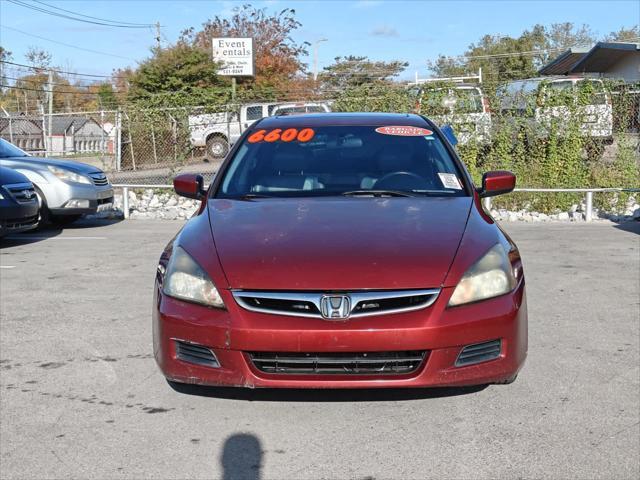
211,37,255,101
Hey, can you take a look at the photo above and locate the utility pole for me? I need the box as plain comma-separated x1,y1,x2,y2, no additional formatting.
46,70,53,154
312,38,328,82
155,22,161,50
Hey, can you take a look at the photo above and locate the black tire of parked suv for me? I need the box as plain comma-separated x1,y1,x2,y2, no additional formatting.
50,214,83,226
206,134,229,159
33,186,50,230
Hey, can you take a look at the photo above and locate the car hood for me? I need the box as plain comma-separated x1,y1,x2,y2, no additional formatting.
208,197,472,290
0,156,102,174
0,166,31,185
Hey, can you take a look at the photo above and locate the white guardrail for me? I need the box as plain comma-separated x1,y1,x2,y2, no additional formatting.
111,185,640,222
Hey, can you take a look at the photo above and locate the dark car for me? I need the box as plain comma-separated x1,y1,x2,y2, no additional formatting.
0,166,39,237
153,113,527,389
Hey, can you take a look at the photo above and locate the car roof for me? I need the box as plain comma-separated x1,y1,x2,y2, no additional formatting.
258,112,430,128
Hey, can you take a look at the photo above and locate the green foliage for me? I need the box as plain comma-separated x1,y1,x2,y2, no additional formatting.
332,83,412,112
320,56,408,89
429,23,598,89
128,43,224,103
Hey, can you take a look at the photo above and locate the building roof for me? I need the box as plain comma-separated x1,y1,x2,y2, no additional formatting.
539,47,589,75
539,42,640,76
50,116,92,136
0,112,43,135
571,42,640,73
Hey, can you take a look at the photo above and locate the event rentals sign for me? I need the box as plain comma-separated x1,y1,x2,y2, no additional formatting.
211,37,255,77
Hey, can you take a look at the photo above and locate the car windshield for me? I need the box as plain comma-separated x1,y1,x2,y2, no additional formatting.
0,139,30,158
217,125,467,198
274,105,327,115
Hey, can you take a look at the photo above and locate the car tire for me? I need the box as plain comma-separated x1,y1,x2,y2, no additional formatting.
50,214,83,226
206,135,229,159
494,373,518,385
33,186,50,229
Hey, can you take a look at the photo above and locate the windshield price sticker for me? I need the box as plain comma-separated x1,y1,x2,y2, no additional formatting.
375,126,433,136
247,128,315,144
438,173,463,190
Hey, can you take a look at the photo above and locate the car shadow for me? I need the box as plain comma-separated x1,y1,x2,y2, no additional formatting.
168,381,488,401
0,226,62,248
61,218,123,230
221,433,262,480
613,219,640,236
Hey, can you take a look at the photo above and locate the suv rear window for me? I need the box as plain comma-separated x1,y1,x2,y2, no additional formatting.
217,125,467,198
420,88,484,115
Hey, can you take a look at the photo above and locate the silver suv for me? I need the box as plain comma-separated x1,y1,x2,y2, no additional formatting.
0,139,113,226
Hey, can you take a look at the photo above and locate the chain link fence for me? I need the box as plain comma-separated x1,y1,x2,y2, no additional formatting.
1,81,638,211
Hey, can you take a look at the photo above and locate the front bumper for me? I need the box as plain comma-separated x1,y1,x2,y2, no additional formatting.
0,199,39,236
153,282,527,389
40,178,113,215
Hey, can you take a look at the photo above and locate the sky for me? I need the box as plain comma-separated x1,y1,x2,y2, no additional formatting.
0,0,638,81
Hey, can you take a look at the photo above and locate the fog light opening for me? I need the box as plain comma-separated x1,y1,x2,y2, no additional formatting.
174,339,221,368
65,199,90,208
455,339,502,367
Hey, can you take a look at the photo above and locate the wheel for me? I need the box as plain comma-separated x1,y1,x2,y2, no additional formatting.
50,214,82,226
33,187,51,229
206,135,229,159
585,140,605,162
494,373,518,385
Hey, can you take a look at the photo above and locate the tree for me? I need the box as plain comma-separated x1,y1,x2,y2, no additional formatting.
25,47,52,71
604,25,640,42
127,42,224,104
428,23,596,87
320,56,408,89
0,46,12,94
180,4,308,90
543,23,595,61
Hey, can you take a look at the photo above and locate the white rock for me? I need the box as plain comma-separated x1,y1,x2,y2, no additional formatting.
166,196,178,207
558,212,570,221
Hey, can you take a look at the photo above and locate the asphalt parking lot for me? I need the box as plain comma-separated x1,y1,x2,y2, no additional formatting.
0,219,638,480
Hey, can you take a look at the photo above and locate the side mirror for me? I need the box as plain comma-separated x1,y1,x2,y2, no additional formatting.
479,171,516,198
440,124,458,146
173,174,206,199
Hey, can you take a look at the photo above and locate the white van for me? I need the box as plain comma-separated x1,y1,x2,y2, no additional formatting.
500,76,613,142
411,84,492,145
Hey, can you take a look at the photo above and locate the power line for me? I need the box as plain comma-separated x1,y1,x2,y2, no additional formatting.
1,60,123,80
7,0,155,29
32,0,156,27
0,25,137,61
0,83,104,95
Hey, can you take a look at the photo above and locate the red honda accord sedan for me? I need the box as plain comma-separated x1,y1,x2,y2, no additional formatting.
153,113,527,389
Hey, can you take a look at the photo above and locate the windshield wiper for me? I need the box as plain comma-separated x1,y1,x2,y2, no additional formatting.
234,193,273,200
342,190,415,198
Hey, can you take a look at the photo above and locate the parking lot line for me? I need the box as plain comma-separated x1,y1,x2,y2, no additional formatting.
0,265,16,269
4,236,107,241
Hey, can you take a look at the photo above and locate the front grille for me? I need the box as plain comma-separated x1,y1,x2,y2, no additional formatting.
174,340,220,368
89,173,109,186
6,183,37,203
455,339,502,367
1,214,38,229
233,289,440,320
249,351,427,375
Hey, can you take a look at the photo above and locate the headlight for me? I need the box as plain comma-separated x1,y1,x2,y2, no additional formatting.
162,245,224,308
0,191,4,200
448,244,517,307
47,166,91,184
